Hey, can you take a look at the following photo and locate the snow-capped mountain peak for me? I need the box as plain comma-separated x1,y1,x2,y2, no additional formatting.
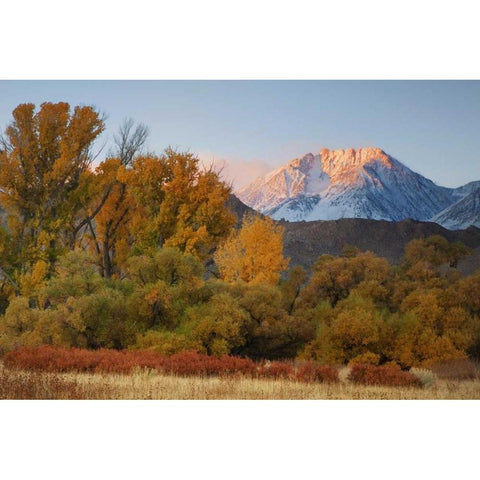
236,147,479,229
320,147,390,175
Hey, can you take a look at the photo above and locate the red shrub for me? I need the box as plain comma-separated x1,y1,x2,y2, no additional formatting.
296,363,339,383
162,351,256,377
218,355,257,376
3,345,99,373
5,346,143,374
164,351,215,376
348,364,422,388
4,346,345,385
257,361,294,380
2,346,257,377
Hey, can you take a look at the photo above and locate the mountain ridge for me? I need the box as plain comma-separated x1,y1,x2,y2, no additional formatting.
237,147,479,229
432,187,480,230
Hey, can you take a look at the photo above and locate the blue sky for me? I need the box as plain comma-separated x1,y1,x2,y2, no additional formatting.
0,80,479,189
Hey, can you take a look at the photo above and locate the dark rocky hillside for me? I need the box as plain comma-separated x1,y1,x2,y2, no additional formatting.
226,194,260,226
280,217,480,270
227,195,480,272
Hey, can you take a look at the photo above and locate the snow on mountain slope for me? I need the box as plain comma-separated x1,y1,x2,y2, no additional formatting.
432,188,480,230
237,147,461,224
451,180,480,200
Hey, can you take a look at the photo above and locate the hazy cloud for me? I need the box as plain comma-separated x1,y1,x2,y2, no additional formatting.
197,151,273,191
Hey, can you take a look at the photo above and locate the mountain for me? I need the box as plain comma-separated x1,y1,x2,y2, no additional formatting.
227,195,480,273
225,194,260,227
451,180,480,200
237,147,479,229
432,187,480,230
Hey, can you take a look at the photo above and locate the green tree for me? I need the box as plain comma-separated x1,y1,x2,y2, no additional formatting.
303,296,385,365
300,251,390,308
280,265,306,314
186,293,249,355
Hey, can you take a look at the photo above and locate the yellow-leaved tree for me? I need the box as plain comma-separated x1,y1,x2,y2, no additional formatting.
0,102,104,293
214,214,289,285
128,149,235,261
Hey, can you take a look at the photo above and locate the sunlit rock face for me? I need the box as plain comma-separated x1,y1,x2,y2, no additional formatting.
236,147,478,228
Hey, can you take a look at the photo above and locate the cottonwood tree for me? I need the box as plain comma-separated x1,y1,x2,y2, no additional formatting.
299,251,391,308
128,149,236,260
79,119,148,277
0,102,105,287
81,147,235,278
214,214,289,285
112,118,149,167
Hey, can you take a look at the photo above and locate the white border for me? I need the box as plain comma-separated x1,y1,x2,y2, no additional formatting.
1,1,479,478
1,400,479,479
1,0,479,79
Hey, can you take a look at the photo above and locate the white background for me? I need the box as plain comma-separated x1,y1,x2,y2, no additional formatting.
1,1,479,479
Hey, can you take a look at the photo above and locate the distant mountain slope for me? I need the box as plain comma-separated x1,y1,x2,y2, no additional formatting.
451,180,480,199
432,188,480,230
236,147,480,229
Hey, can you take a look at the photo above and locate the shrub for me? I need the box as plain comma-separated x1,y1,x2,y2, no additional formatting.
257,361,294,379
2,346,258,377
410,368,437,388
296,363,339,383
432,359,480,380
163,351,256,377
348,364,422,388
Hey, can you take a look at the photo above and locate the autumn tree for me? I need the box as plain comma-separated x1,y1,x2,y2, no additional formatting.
458,271,480,317
129,149,235,261
403,235,471,274
83,149,234,278
280,265,306,314
384,311,469,369
112,118,149,167
0,102,105,285
236,282,315,358
79,119,148,277
214,214,289,285
299,251,391,308
83,158,135,277
302,296,386,365
125,248,204,330
0,248,204,352
186,293,249,355
0,227,17,312
0,250,134,351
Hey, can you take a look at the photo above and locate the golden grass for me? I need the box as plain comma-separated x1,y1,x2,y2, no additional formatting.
2,364,480,399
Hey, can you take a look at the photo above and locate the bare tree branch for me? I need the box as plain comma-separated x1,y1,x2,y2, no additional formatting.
112,118,149,166
0,266,18,290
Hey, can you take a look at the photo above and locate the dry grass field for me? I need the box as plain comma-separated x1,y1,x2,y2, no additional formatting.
2,363,480,400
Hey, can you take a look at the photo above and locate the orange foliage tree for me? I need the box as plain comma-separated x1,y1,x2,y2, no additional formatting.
214,214,289,285
128,149,235,261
